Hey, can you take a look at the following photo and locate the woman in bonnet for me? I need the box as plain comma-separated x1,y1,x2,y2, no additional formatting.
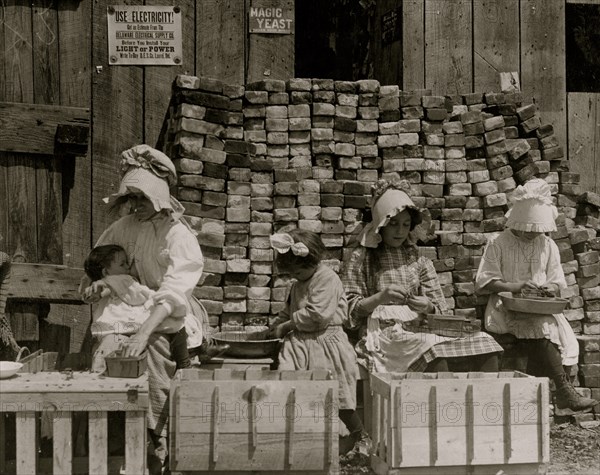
341,179,503,374
476,178,597,411
81,145,212,469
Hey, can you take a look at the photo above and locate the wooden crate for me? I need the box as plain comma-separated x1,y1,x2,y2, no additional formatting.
0,371,148,475
369,371,549,475
169,368,339,474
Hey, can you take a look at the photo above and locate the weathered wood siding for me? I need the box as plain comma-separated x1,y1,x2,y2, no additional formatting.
0,0,295,352
568,93,600,193
382,0,568,148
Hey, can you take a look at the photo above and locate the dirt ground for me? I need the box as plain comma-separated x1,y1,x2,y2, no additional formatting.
339,422,600,475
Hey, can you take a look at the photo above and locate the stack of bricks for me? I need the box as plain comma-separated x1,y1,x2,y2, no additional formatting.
572,191,600,401
161,74,599,342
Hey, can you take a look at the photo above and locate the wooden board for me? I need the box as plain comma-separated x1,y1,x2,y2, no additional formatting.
373,0,403,87
473,0,520,93
5,262,84,304
521,0,566,147
247,0,295,83
197,0,245,85
29,0,69,284
402,0,425,90
568,92,600,193
92,0,144,242
0,102,89,155
57,0,93,352
425,0,472,95
31,0,64,267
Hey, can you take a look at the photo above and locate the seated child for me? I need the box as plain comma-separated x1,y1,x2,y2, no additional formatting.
84,244,199,370
269,229,372,457
476,179,597,411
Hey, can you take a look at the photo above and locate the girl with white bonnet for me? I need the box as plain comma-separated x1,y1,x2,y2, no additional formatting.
341,179,503,374
81,144,211,470
476,178,597,411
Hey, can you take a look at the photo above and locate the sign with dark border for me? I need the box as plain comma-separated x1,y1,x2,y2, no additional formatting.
249,4,293,34
107,5,183,65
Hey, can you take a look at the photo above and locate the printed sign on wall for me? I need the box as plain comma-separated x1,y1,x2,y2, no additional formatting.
249,3,294,34
107,5,182,65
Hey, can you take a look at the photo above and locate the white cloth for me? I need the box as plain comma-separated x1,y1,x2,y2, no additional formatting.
94,213,205,348
476,230,579,365
365,305,454,373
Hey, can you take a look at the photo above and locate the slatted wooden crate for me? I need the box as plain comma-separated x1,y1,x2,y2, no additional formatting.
369,371,549,475
169,368,339,474
0,371,148,475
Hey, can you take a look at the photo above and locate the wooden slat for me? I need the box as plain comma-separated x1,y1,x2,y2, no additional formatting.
5,154,38,262
6,262,84,303
144,0,194,148
373,0,403,87
32,0,59,105
521,0,566,147
0,164,8,249
88,411,108,474
425,0,472,95
0,102,89,155
247,0,295,83
0,414,6,474
568,92,600,193
36,156,63,263
53,411,73,475
566,0,600,3
92,0,144,242
473,0,520,93
403,0,425,90
125,411,146,475
1,0,35,104
197,0,245,85
57,0,93,354
16,411,37,474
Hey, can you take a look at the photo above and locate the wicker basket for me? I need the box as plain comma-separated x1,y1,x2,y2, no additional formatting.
499,291,568,316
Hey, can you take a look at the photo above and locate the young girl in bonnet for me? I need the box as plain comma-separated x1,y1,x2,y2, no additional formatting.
342,179,502,374
476,178,597,411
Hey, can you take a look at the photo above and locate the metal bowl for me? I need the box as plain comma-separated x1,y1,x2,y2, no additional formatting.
499,292,569,316
211,330,282,358
0,361,23,379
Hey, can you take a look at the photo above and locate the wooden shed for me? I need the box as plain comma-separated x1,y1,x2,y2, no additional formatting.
0,0,599,351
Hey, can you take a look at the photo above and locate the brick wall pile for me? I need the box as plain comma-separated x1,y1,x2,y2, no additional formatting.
160,74,599,395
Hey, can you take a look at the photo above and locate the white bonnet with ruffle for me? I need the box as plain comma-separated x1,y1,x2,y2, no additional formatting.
104,145,186,218
358,186,422,248
505,178,558,232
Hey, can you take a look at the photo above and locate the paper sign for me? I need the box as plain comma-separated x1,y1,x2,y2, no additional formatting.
249,5,293,34
107,5,182,66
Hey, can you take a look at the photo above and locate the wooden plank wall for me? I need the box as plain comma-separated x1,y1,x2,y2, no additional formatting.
568,93,600,193
91,0,295,240
397,0,567,149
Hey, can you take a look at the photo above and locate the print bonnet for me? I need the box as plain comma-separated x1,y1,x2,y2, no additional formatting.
104,144,186,219
505,178,558,233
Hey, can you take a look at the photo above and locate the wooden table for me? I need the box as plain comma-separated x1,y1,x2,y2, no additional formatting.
0,371,148,475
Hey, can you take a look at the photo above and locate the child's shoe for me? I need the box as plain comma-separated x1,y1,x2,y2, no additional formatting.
555,375,598,411
351,430,373,457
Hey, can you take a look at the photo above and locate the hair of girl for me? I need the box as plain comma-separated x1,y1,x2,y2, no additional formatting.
274,228,325,270
84,244,126,281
